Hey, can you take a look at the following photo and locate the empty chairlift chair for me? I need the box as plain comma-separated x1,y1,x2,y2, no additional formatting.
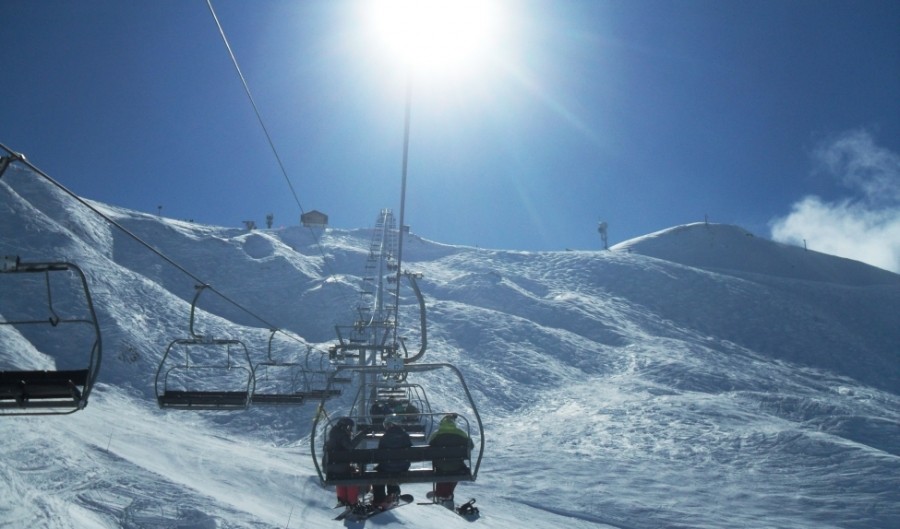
0,257,102,416
251,332,341,405
154,285,254,410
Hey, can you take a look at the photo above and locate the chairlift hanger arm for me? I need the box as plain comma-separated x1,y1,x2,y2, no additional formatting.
188,284,211,339
403,272,427,364
0,145,27,178
0,155,12,178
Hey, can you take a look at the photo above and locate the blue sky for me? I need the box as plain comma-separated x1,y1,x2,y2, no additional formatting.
2,1,899,269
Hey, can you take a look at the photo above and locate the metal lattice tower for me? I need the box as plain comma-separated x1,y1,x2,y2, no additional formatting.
356,209,399,330
333,211,398,353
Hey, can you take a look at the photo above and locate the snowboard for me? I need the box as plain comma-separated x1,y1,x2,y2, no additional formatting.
420,494,480,518
455,498,480,518
334,494,414,521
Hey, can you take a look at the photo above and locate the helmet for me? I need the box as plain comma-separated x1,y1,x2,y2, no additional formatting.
383,414,401,428
336,417,354,430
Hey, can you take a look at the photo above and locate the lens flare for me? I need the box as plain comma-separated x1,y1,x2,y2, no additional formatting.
371,0,497,76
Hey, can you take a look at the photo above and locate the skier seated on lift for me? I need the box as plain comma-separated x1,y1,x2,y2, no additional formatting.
397,401,421,424
370,399,393,427
372,414,411,509
427,413,474,502
325,417,369,507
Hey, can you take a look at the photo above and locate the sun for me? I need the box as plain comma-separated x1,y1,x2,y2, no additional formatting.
369,0,498,76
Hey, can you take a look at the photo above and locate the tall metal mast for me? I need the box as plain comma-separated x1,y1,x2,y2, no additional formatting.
392,74,413,349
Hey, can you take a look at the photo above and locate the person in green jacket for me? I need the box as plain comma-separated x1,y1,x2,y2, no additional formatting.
427,414,474,501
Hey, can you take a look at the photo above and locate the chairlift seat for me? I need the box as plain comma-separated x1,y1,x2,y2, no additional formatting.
252,388,340,406
253,386,345,404
375,390,407,398
251,393,307,405
324,445,473,486
302,388,342,399
157,390,250,410
0,369,89,408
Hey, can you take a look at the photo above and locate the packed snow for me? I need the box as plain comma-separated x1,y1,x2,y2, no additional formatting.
1,163,899,529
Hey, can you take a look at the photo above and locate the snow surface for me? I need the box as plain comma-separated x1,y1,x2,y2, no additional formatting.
2,164,899,529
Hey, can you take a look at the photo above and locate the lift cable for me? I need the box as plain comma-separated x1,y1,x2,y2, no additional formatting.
205,0,299,211
205,0,336,280
0,146,308,349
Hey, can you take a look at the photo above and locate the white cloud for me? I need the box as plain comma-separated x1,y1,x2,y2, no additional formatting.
812,129,900,204
770,129,900,273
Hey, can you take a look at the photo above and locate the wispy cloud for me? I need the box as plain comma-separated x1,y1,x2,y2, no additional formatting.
770,129,900,273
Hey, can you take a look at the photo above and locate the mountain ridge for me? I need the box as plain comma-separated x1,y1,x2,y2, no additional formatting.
613,222,900,286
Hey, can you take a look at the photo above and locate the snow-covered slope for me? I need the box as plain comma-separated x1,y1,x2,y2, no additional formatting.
1,163,898,529
613,222,899,286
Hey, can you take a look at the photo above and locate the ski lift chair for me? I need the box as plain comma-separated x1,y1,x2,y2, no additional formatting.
251,332,340,405
318,411,476,487
0,258,102,415
155,338,254,410
311,363,484,488
154,285,254,410
367,382,431,437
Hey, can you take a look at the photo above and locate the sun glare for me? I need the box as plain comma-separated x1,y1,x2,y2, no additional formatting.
370,0,497,76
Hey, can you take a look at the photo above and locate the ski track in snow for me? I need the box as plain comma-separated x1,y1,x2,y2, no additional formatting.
1,171,899,528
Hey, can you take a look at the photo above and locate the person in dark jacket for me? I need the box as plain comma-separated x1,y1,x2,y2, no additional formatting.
427,414,474,501
325,417,368,507
370,399,392,427
372,414,412,508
